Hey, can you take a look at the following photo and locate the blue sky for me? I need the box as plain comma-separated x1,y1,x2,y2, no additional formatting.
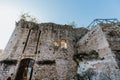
0,0,120,49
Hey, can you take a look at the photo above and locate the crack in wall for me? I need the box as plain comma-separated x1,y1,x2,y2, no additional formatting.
22,29,31,53
35,30,41,54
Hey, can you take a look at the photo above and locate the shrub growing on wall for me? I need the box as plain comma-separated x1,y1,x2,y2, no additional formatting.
20,12,38,23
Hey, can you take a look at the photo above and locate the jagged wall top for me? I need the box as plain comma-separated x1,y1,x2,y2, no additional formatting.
16,19,74,30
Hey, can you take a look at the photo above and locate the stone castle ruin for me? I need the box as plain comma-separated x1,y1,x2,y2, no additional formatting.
0,19,120,80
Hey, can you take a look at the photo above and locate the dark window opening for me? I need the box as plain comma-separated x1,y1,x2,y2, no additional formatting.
37,60,55,65
15,58,35,80
0,59,17,65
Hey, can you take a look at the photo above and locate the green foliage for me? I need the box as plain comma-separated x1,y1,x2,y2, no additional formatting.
20,12,38,23
67,21,77,28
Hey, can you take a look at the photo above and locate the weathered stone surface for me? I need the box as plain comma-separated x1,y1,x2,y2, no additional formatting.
77,24,120,80
0,20,88,80
0,19,120,80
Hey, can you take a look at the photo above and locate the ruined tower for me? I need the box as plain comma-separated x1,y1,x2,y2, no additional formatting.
0,19,87,80
0,19,120,80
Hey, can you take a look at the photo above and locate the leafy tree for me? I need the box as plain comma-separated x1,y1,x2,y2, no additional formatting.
20,12,38,23
67,21,77,28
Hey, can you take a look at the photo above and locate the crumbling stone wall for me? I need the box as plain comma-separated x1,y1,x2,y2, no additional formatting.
0,19,88,80
2,19,120,80
101,24,120,70
77,24,120,80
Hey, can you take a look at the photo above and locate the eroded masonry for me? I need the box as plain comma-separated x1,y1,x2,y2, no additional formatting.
0,19,120,80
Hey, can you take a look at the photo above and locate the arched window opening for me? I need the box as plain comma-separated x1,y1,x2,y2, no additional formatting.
15,58,35,80
53,41,59,47
61,39,67,49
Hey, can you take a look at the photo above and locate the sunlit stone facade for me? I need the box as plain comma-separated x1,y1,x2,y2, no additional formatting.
0,19,120,80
